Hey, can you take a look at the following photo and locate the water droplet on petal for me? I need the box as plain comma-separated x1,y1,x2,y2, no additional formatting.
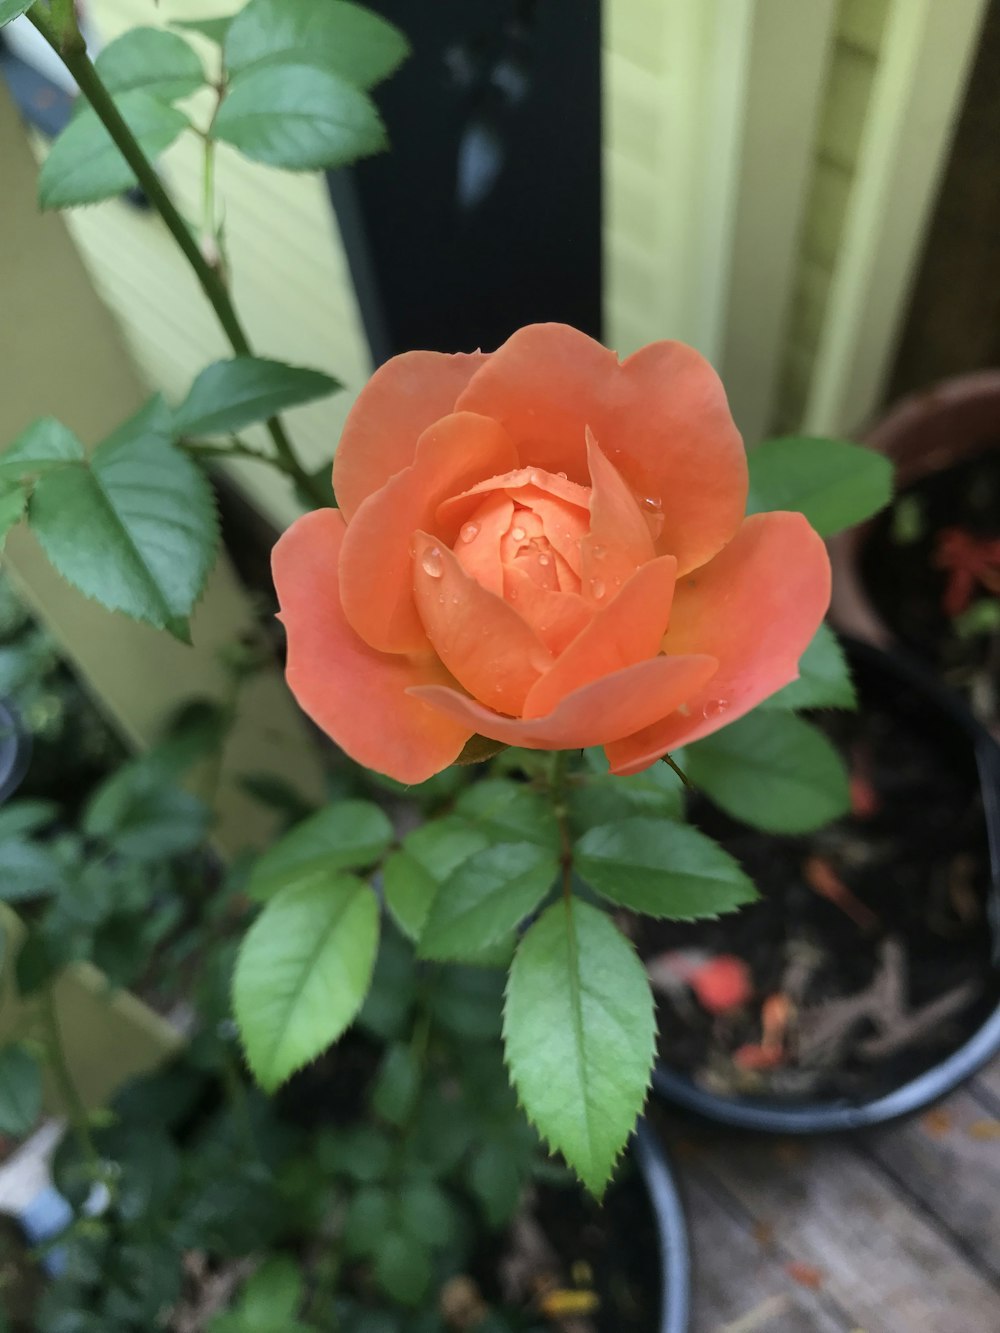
557,470,568,480
613,576,621,587
451,595,460,604
702,698,728,719
460,522,480,543
421,547,444,578
591,544,606,559
511,525,526,542
508,587,518,601
590,578,606,600
641,494,663,513
529,471,542,486
538,554,551,567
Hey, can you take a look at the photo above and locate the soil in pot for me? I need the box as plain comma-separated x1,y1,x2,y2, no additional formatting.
633,651,1000,1105
860,450,1000,734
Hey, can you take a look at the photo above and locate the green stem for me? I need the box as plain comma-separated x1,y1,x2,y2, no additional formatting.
182,437,276,467
547,751,574,902
41,988,98,1170
27,6,329,510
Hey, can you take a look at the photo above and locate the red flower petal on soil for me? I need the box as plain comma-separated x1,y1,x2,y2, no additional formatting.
688,955,753,1014
733,1043,785,1071
803,855,879,931
934,527,1000,618
785,1261,825,1290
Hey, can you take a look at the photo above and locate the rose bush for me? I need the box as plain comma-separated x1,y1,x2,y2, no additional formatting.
273,323,831,783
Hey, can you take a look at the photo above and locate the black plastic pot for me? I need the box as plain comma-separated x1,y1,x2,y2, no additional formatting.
0,699,31,804
651,639,1000,1134
633,1120,691,1333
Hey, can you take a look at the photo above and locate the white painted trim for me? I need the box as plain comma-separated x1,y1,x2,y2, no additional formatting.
804,0,989,435
718,0,839,444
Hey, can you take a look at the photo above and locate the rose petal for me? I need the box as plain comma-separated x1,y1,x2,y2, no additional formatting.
412,531,552,715
580,431,656,601
523,555,677,717
503,567,592,654
339,412,517,653
410,652,718,751
436,466,590,534
273,510,471,783
604,512,831,775
333,349,488,521
457,323,747,573
452,492,513,598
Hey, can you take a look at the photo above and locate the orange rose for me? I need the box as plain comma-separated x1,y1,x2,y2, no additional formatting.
273,324,830,783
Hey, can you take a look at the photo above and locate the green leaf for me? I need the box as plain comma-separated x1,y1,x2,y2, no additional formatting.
0,2,35,28
248,800,392,901
95,28,205,102
686,711,850,833
764,622,857,711
575,817,757,919
397,1182,458,1248
0,1044,42,1137
383,819,489,940
747,435,894,537
27,399,219,635
83,763,210,860
213,63,386,171
0,839,65,902
173,357,340,438
0,800,58,842
0,417,84,479
418,842,558,962
375,1231,431,1307
344,1186,392,1257
372,1043,420,1126
454,779,561,852
239,1257,303,1328
569,754,684,835
233,874,379,1091
39,92,189,210
0,487,25,550
467,1141,522,1227
504,899,654,1195
224,0,409,89
173,16,233,45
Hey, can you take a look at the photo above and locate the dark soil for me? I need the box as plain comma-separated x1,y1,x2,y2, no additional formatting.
861,450,1000,731
636,649,1000,1103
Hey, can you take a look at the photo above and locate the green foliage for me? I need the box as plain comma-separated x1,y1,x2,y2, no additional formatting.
454,778,561,852
173,358,341,438
383,818,489,940
248,799,392,901
763,622,857,711
0,1,35,28
224,0,409,89
0,417,85,478
747,435,894,537
686,710,851,833
372,1043,420,1126
26,400,219,639
82,761,211,861
375,1231,432,1306
213,63,386,171
417,841,558,962
0,1044,42,1136
233,874,379,1090
0,485,26,549
0,835,65,902
504,899,655,1195
172,16,233,45
208,1258,311,1333
569,750,685,835
575,816,757,919
94,28,205,102
38,92,189,209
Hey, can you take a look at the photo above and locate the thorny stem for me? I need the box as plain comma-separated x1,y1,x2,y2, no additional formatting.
547,751,574,902
28,5,329,509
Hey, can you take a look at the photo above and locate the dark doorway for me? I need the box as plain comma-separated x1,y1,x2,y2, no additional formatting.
331,0,603,363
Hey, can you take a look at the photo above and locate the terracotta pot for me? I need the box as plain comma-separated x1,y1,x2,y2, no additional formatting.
829,370,1000,649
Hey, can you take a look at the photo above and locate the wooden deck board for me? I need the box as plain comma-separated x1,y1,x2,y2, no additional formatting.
665,1060,1000,1332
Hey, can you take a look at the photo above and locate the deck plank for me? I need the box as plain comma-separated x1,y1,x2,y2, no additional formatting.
684,1131,1000,1333
860,1088,1000,1280
683,1168,851,1332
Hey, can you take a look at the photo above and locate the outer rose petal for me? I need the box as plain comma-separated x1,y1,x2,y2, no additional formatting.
457,323,747,574
522,555,677,718
604,512,831,775
333,349,488,521
339,412,517,654
412,531,551,715
410,653,718,751
273,509,471,783
580,431,656,599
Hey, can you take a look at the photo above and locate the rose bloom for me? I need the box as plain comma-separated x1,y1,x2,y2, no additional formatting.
274,324,830,783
